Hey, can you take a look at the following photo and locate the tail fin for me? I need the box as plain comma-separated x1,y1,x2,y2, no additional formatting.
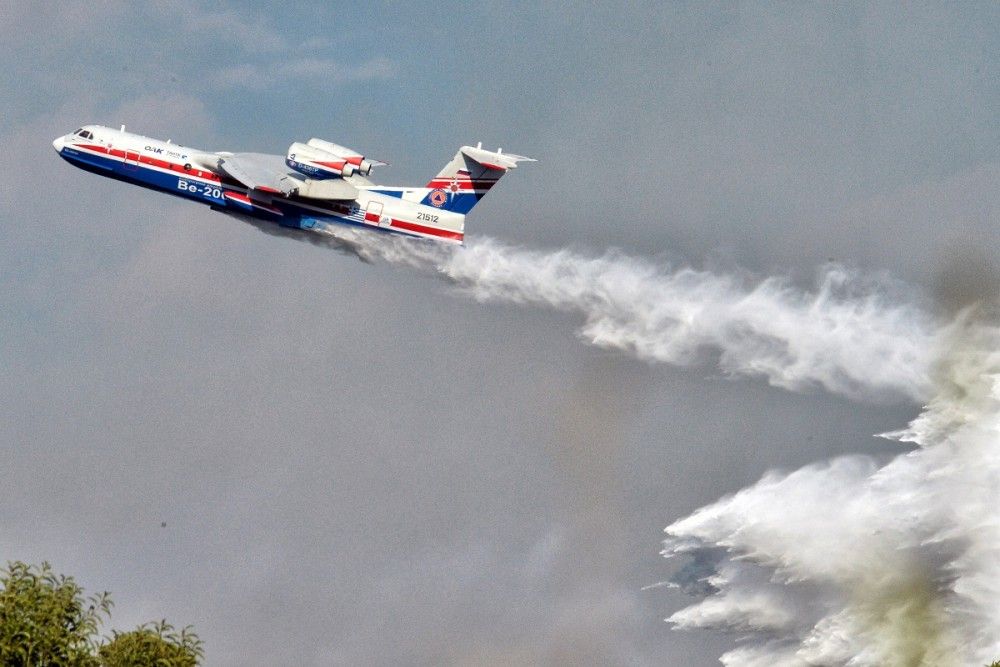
421,144,535,214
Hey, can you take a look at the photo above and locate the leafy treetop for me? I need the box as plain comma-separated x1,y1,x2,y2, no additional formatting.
0,561,202,666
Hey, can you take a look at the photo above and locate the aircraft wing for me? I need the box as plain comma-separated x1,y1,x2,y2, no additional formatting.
219,152,357,200
219,153,298,195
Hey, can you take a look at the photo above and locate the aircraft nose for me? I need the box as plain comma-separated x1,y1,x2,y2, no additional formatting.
52,135,65,153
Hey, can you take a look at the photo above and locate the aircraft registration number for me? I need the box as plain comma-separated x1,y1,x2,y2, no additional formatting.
416,212,439,223
177,179,222,199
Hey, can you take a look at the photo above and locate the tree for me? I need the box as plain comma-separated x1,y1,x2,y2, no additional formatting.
98,620,202,667
0,561,111,667
0,561,201,666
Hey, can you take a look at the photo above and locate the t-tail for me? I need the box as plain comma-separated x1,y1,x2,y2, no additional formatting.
420,144,535,214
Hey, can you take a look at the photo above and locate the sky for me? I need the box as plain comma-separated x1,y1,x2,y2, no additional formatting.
2,2,999,665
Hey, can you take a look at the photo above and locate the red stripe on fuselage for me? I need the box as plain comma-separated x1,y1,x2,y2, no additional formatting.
224,192,252,203
389,218,463,242
223,191,282,215
71,143,458,241
75,143,222,183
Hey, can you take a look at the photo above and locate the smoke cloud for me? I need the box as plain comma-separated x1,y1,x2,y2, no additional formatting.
317,229,939,403
291,225,996,665
663,312,1000,666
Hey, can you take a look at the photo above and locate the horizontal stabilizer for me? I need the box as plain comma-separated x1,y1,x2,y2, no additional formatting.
460,145,536,171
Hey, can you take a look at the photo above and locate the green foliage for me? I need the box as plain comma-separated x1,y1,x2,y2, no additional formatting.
0,561,201,666
98,620,202,667
0,561,111,667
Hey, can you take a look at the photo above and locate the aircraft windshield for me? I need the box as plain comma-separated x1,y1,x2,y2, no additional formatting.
74,128,93,140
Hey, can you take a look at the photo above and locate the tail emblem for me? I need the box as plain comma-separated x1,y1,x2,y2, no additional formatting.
429,189,447,207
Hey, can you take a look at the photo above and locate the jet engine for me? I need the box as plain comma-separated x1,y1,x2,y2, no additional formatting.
285,142,356,179
306,138,382,176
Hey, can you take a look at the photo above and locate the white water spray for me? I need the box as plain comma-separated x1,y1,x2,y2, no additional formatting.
329,230,938,403
307,227,997,664
664,315,1000,666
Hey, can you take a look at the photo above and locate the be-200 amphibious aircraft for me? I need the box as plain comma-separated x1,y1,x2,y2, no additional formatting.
53,125,533,244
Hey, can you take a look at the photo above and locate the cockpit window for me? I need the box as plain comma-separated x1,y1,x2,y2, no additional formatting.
74,128,85,135
74,129,93,140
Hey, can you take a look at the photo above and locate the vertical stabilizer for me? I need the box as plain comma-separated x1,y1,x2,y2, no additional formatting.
420,144,534,214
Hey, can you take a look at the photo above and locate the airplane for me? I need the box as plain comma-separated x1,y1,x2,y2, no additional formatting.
52,125,534,244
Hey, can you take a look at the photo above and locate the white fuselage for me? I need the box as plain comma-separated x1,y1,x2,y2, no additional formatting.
53,125,467,243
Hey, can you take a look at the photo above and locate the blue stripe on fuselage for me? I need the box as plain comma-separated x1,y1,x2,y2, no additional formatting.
56,146,424,238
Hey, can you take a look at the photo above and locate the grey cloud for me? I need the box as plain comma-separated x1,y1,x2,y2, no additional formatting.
213,57,396,91
4,3,998,666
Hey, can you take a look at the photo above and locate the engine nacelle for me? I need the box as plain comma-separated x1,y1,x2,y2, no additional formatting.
285,142,355,180
306,138,375,176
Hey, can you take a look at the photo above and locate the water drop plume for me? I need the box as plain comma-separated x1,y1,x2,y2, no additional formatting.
664,310,1000,666
329,229,938,403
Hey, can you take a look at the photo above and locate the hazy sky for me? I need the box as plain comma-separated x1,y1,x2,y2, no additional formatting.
2,2,998,665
